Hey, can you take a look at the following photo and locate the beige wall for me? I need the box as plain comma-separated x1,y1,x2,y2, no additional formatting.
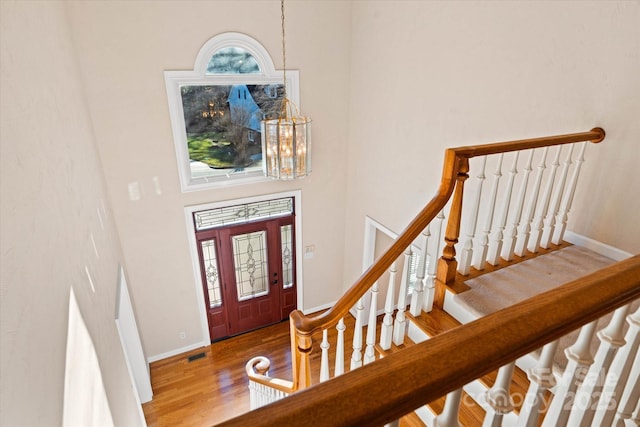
0,1,143,425
3,2,638,423
65,0,352,358
343,0,640,287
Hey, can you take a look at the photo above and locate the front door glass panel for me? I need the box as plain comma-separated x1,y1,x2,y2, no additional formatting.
232,230,269,301
200,239,222,307
280,224,294,289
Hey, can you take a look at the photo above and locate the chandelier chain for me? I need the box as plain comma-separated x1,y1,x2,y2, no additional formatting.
281,0,287,99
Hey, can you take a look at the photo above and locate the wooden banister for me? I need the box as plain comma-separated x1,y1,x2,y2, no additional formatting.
290,148,460,333
291,128,605,332
451,127,605,158
221,254,640,427
283,128,607,390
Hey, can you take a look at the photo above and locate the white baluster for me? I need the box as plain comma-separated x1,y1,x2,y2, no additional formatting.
434,388,463,427
474,153,503,270
502,150,534,261
483,362,516,427
364,281,379,365
424,212,445,313
320,329,330,382
393,249,412,346
567,304,630,426
612,351,640,426
335,318,345,377
592,306,640,427
459,156,487,275
515,147,548,257
632,397,640,424
249,380,258,409
351,297,364,370
380,262,397,351
528,146,561,253
410,226,430,316
247,357,271,409
540,144,574,249
488,152,519,265
517,340,559,427
542,320,598,427
552,142,587,245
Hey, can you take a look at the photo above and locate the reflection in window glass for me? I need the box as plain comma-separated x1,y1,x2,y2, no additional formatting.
180,83,283,182
281,224,293,288
207,47,260,74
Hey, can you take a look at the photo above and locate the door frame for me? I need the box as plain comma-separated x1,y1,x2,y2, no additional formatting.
184,190,304,344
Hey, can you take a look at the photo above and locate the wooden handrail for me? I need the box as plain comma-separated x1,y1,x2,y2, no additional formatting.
220,254,640,427
452,127,605,158
290,128,605,336
245,357,295,394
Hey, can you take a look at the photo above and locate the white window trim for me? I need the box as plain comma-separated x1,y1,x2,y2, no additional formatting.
184,190,304,344
164,32,300,192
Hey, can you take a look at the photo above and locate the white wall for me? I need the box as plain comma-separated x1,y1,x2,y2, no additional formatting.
65,0,352,358
0,1,144,425
343,0,640,287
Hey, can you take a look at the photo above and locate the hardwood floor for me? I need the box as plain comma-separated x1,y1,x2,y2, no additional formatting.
142,320,294,426
142,314,363,426
143,293,549,426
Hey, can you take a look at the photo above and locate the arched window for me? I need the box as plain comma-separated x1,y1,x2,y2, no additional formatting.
207,47,260,74
165,33,301,191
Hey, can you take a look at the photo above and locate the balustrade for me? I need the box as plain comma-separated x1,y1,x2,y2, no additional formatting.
459,156,486,275
514,147,548,257
540,144,574,249
487,152,519,266
517,340,558,427
393,249,412,346
234,254,639,427
241,128,612,423
591,306,640,426
483,362,516,427
502,150,534,261
410,227,430,317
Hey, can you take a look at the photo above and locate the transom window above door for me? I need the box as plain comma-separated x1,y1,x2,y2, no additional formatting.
193,197,293,231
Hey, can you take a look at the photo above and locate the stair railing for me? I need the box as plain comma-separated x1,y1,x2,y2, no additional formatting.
222,254,640,427
246,128,606,402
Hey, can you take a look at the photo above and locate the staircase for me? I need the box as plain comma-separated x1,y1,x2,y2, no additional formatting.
216,128,640,426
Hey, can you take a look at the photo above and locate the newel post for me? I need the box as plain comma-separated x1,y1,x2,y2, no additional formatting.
290,317,312,390
434,156,469,308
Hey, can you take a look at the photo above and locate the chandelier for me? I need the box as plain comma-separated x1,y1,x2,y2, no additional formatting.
261,0,311,180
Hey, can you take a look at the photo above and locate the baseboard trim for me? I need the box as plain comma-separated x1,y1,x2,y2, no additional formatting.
147,340,209,363
148,302,336,363
564,231,632,261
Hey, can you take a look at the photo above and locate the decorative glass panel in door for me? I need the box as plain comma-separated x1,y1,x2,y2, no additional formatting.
197,237,228,340
232,231,269,301
278,220,297,318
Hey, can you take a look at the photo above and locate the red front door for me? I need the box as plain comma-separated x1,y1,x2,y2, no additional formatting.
196,215,296,341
